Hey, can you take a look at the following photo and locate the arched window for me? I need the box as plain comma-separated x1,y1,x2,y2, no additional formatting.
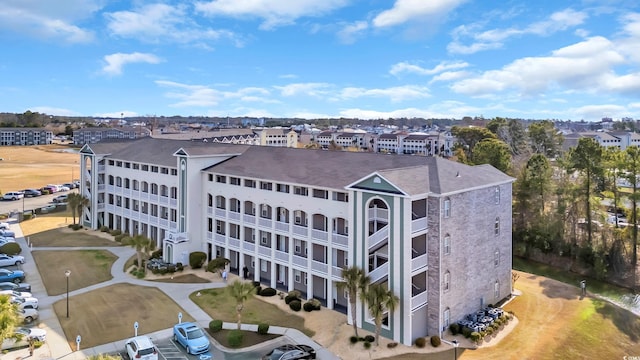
444,271,450,292
443,308,450,328
494,186,500,204
494,217,500,236
494,249,500,267
444,235,451,255
443,197,451,218
494,280,500,299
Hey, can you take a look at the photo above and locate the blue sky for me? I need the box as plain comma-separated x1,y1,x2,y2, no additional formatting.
1,0,640,121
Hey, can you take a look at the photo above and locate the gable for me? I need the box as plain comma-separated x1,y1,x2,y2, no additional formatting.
347,173,406,195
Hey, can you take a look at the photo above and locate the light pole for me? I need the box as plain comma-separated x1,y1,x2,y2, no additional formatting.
65,270,71,318
452,339,459,360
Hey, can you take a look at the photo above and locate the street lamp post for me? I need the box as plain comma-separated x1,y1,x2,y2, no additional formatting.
65,270,71,318
452,339,459,360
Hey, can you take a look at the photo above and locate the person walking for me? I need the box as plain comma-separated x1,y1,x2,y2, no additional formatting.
242,265,249,280
580,280,586,296
222,269,228,283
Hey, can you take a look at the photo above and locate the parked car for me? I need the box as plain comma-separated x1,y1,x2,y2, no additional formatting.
2,192,24,201
40,185,57,194
21,189,42,197
0,229,16,238
11,295,38,309
1,326,46,350
16,308,38,324
0,222,9,230
52,194,68,203
125,336,158,360
62,183,76,189
146,258,172,271
0,254,24,267
262,344,317,360
0,289,33,298
58,185,71,192
0,282,31,292
173,322,210,355
0,269,25,283
0,237,16,246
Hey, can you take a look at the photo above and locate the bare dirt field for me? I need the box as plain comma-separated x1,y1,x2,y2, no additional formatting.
0,145,80,192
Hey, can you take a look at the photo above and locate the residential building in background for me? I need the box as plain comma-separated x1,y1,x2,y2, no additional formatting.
0,128,52,145
78,137,513,345
72,126,150,145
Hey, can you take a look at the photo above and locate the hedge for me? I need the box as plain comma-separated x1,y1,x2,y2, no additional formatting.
209,319,223,332
189,251,207,269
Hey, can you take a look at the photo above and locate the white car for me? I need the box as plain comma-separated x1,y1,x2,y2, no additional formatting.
0,229,15,237
0,222,10,230
16,308,39,324
0,237,16,246
125,336,158,360
2,192,24,201
0,254,24,267
12,295,38,309
1,327,47,350
0,289,33,298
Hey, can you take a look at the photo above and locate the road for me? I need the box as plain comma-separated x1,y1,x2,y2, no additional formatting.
0,190,78,215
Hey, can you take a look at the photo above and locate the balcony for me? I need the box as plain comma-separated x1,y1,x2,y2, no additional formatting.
258,245,271,257
275,250,289,262
368,226,388,250
275,221,290,233
215,208,226,218
207,232,213,241
332,266,344,279
311,260,328,274
411,253,428,272
412,217,428,233
98,184,105,191
293,224,307,237
228,238,240,249
332,233,348,248
243,241,255,252
368,208,389,221
207,207,213,216
411,290,428,311
243,214,256,224
311,229,328,242
369,262,388,283
228,211,241,222
258,217,272,228
215,233,226,244
292,255,307,267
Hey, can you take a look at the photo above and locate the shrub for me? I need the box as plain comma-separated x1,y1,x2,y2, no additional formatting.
68,224,74,228
255,286,262,296
430,336,441,347
135,270,145,279
414,337,426,348
209,319,223,332
114,234,128,243
227,330,243,348
257,323,269,335
462,326,472,338
284,294,298,304
363,342,371,349
189,251,207,269
307,298,321,311
303,302,315,312
260,287,277,297
100,226,110,232
71,224,82,230
0,242,21,255
206,257,230,273
176,262,184,271
470,332,481,343
22,213,33,220
387,342,398,349
288,290,301,298
364,335,374,343
109,229,122,236
449,323,460,335
350,336,359,344
289,299,302,311
150,249,163,259
252,281,261,288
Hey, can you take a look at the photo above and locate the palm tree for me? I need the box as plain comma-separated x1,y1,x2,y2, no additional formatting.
0,294,20,344
336,266,370,337
227,279,256,330
124,234,155,271
66,192,88,225
365,283,399,346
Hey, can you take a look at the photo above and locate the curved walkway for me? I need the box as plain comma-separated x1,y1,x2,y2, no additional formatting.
9,221,338,360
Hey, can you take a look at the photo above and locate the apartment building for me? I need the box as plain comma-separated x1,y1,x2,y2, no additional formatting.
73,126,150,145
78,137,514,345
0,128,52,145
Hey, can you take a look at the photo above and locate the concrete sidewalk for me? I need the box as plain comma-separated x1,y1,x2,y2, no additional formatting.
4,218,340,360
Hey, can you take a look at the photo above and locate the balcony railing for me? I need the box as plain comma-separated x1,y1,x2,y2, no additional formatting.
207,207,213,216
411,253,428,272
292,255,307,267
275,221,290,233
369,262,389,283
228,238,240,249
228,211,241,222
293,224,307,237
368,225,388,250
332,233,348,248
207,232,213,241
368,208,389,221
243,214,256,224
311,260,328,274
258,218,272,228
243,241,255,252
411,289,428,311
215,233,226,244
311,229,328,241
258,245,271,257
275,250,289,262
215,208,226,218
332,266,344,279
411,217,428,233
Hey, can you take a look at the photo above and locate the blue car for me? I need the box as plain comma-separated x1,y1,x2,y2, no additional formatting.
172,322,210,355
0,269,25,283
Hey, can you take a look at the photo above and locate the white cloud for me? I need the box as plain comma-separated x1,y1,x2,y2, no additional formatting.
429,71,470,83
156,81,275,107
29,106,79,117
105,3,238,46
102,53,162,76
94,111,140,118
448,8,588,54
571,104,628,120
195,0,349,30
337,21,368,44
0,0,96,43
274,83,333,97
390,61,469,76
373,0,467,28
338,85,430,102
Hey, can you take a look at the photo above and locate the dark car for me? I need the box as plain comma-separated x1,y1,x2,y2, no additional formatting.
0,282,30,292
262,344,316,360
21,189,42,197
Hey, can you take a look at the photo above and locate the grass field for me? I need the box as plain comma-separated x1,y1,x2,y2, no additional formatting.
0,145,80,192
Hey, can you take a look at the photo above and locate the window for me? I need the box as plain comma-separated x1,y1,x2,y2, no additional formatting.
495,217,500,236
443,198,451,218
230,177,241,186
216,196,225,209
494,250,500,267
171,169,177,175
332,192,348,202
303,274,308,285
494,280,500,298
261,260,267,272
295,240,301,253
276,183,290,193
260,181,272,190
261,233,268,245
208,218,213,232
313,189,328,199
295,270,301,283
444,235,451,255
444,271,450,292
216,220,225,235
294,186,308,196
216,175,226,183
443,308,450,328
151,166,158,173
142,165,148,171
208,174,213,182
244,179,256,188
161,167,169,174
494,186,500,204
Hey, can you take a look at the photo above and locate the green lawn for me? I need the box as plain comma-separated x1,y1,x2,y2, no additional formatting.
189,288,315,337
29,228,121,247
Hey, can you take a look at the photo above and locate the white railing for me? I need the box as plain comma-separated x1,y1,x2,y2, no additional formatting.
215,208,226,218
140,192,149,201
292,255,307,267
207,207,213,216
258,218,272,228
106,185,115,192
311,260,328,274
98,165,105,172
159,196,170,205
243,241,255,252
368,226,388,250
411,217,428,233
311,229,328,241
215,233,226,244
97,203,105,210
293,224,307,237
170,199,177,207
228,238,240,249
159,219,168,228
150,194,160,203
98,184,105,191
332,266,344,278
258,246,271,256
243,214,256,224
275,250,289,262
369,262,388,283
123,189,131,197
275,221,289,232
207,232,213,241
411,253,428,272
228,212,241,221
411,290,428,310
368,208,389,221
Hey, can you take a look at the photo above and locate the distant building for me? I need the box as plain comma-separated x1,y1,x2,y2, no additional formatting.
564,130,640,151
73,126,150,145
0,128,52,145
